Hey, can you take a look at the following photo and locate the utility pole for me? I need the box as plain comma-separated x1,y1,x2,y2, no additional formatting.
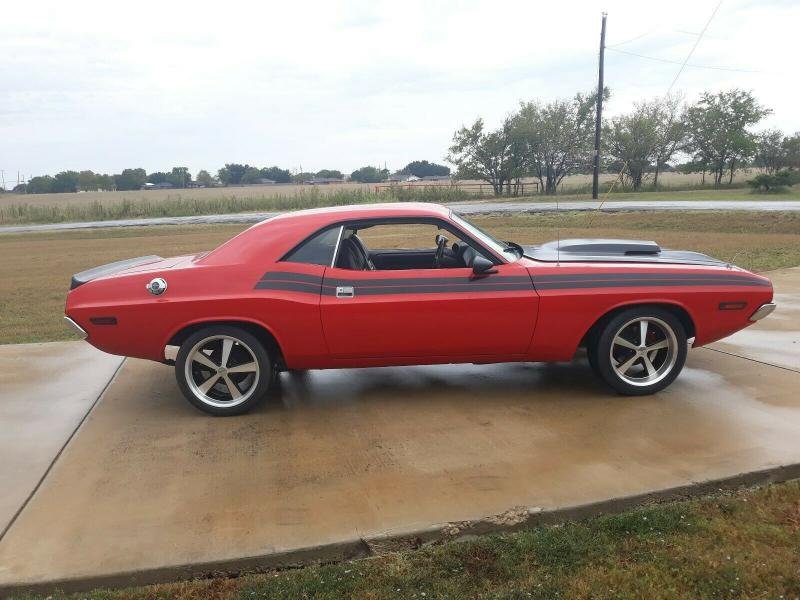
592,12,607,200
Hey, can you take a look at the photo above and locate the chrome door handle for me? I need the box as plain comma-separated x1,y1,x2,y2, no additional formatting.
336,286,355,298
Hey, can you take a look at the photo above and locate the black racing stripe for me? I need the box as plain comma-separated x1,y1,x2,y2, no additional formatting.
321,283,534,296
254,280,322,293
323,275,532,287
259,271,323,284
535,279,769,290
533,272,768,283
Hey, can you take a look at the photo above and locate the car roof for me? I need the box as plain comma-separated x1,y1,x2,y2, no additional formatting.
259,202,452,228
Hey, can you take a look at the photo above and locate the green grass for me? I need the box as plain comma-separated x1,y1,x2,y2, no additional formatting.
1,211,798,345
13,480,800,599
2,185,799,226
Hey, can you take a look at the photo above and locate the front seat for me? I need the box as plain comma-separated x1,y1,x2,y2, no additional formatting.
336,235,374,270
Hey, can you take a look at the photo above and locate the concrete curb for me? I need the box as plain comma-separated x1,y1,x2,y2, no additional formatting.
3,463,799,597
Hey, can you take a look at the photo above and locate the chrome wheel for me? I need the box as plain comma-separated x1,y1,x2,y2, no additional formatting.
609,316,678,387
184,335,260,408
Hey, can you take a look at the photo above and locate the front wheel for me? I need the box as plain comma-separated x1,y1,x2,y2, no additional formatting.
594,308,687,396
175,325,273,416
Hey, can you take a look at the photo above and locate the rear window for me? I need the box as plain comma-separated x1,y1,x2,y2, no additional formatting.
282,227,340,266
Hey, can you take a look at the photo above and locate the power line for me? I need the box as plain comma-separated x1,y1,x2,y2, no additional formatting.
606,28,658,48
667,0,723,94
607,46,760,74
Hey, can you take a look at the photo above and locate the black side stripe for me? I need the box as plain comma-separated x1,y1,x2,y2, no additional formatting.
254,271,768,295
534,279,768,290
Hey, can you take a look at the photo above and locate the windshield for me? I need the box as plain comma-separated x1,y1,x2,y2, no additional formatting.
451,212,521,262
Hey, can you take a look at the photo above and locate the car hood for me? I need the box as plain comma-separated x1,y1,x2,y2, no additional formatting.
522,239,728,267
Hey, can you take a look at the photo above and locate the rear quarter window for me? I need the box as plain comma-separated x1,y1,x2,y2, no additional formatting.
282,227,339,266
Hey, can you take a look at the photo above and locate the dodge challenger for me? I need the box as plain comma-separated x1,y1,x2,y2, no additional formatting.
64,203,776,415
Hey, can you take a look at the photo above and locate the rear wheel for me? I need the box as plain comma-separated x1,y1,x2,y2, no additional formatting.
175,325,273,416
594,307,687,396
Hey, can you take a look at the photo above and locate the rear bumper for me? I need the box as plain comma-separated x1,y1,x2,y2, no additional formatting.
750,302,776,322
64,316,87,339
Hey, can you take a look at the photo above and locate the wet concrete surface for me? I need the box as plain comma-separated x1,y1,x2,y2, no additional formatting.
2,199,800,234
0,268,797,590
708,266,800,371
0,342,123,534
0,347,799,589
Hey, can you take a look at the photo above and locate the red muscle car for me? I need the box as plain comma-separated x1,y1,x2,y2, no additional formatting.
64,203,776,416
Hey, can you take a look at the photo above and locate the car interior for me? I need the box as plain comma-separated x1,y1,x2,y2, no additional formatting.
335,225,482,271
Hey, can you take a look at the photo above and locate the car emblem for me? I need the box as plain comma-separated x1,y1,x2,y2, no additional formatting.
146,277,168,295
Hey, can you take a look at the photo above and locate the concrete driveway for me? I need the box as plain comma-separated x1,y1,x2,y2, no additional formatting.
0,270,798,594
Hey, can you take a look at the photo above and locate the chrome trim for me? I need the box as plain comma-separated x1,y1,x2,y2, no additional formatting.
749,302,776,322
329,225,345,268
64,316,87,339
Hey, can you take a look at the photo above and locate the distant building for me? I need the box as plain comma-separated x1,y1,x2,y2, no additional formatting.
255,178,276,185
308,177,345,185
387,174,421,183
144,182,174,190
421,175,451,182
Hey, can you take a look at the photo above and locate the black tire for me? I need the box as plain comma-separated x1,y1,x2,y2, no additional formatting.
594,307,687,396
175,325,273,416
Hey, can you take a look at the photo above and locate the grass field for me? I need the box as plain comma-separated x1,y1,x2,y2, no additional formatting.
1,173,795,226
1,211,798,346
14,480,800,599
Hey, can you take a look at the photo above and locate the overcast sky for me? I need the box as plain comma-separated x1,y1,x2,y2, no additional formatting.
1,0,797,183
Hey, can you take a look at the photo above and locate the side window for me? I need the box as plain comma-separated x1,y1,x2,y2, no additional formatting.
283,227,340,266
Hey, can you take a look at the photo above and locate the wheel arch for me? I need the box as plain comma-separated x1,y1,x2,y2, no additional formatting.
580,301,696,349
165,318,287,370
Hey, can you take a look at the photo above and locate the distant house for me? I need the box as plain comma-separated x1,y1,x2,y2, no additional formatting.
144,182,174,190
421,175,451,182
387,174,421,183
255,178,276,185
308,177,345,185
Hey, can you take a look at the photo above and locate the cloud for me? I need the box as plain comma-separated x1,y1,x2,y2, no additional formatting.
1,0,798,179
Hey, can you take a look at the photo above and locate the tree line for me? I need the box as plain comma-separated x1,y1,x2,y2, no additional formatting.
11,160,452,194
448,88,800,194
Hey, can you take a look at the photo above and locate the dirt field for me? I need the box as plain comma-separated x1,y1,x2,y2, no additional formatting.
1,211,798,345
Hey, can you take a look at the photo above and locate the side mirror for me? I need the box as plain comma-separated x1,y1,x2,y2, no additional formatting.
472,255,497,275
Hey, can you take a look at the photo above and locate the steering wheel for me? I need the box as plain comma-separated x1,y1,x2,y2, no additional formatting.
434,233,449,268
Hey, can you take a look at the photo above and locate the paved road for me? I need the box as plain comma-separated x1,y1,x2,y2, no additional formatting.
1,269,798,593
3,199,799,234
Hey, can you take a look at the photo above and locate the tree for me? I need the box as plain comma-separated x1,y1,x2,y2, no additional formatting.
240,167,263,184
447,118,526,195
95,174,115,191
754,130,785,174
114,168,147,191
650,94,686,186
26,176,54,194
260,166,291,183
401,160,450,178
293,172,315,183
604,105,660,191
167,166,191,188
78,170,97,191
196,170,214,187
684,89,771,186
52,170,80,193
509,90,603,194
783,133,800,170
350,166,389,183
315,169,343,179
217,163,250,186
147,171,169,184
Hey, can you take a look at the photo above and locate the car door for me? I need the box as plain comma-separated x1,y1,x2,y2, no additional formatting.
319,221,539,359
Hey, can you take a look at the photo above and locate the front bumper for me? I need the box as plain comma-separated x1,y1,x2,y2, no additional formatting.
750,302,776,322
64,316,87,339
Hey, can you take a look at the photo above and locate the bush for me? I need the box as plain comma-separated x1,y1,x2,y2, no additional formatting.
747,170,798,192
